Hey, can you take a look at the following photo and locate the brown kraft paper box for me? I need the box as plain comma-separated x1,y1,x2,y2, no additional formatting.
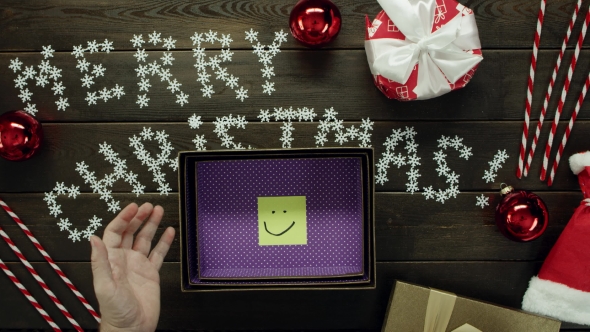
382,281,561,332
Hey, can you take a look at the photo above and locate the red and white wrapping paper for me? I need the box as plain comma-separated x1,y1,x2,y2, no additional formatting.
365,0,483,101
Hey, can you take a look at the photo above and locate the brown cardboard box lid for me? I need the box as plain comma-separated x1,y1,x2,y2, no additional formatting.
382,281,561,332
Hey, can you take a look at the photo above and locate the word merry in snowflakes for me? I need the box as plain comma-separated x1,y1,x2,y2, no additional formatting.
8,30,287,115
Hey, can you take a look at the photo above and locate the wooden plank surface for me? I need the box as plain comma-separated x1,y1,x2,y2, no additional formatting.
0,122,585,193
0,191,582,263
1,49,589,122
0,0,589,51
0,262,586,330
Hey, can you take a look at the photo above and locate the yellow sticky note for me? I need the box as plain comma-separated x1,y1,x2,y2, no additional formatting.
257,196,307,246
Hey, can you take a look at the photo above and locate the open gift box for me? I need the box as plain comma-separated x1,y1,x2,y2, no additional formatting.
178,148,376,291
382,281,561,331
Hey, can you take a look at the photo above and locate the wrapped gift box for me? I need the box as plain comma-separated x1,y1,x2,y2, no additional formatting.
178,148,375,291
365,0,483,101
382,281,561,332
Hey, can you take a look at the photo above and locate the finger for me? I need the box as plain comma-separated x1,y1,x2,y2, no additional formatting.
148,227,175,271
102,203,139,248
132,205,164,256
90,235,113,288
121,202,154,249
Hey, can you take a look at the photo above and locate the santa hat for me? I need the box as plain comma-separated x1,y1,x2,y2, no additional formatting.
522,151,590,325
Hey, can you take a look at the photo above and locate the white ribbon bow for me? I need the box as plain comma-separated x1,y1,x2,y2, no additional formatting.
366,0,483,100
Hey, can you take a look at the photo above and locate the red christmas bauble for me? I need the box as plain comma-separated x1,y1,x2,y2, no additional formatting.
495,185,548,242
289,0,342,47
0,110,43,161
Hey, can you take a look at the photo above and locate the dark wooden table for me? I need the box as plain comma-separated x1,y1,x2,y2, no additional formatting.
0,0,589,330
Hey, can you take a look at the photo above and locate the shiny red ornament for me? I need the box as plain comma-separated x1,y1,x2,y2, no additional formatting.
0,110,43,161
495,185,549,242
289,0,342,47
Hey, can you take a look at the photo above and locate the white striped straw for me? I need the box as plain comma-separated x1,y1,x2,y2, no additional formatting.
541,8,590,181
523,0,582,177
517,0,547,178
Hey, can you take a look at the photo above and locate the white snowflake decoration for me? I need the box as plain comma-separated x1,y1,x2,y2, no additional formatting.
24,103,38,115
72,39,124,106
245,29,288,95
44,183,103,243
258,107,316,148
9,58,23,73
130,34,145,48
10,45,68,114
235,86,248,102
78,142,146,205
476,194,490,209
375,127,421,194
56,97,70,111
211,115,249,150
136,94,149,108
148,31,162,45
41,45,55,59
47,127,177,242
129,127,177,195
191,30,246,100
132,31,188,108
262,80,275,95
187,114,207,150
423,135,472,204
313,107,373,148
482,149,509,183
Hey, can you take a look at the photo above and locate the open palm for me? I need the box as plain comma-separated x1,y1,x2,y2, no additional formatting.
90,203,175,332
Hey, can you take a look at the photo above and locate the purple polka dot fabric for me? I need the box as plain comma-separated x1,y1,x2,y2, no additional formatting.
195,157,364,279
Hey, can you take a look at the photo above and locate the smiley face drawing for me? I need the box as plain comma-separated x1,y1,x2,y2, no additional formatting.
257,196,307,246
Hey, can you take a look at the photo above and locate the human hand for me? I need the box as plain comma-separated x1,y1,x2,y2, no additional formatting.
90,202,175,332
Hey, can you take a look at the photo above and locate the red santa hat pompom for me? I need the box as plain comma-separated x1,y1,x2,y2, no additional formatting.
522,151,590,325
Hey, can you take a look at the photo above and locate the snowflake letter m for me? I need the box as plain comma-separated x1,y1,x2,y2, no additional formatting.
10,45,69,114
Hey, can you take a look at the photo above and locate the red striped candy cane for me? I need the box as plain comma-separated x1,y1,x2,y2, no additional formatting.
547,71,590,186
523,0,582,177
0,198,101,323
541,8,590,181
0,257,61,331
517,0,546,179
0,226,83,331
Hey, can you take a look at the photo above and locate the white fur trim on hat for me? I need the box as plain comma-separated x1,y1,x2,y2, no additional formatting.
569,151,590,175
522,276,590,326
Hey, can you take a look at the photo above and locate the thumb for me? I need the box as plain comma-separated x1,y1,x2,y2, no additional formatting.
90,235,113,286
